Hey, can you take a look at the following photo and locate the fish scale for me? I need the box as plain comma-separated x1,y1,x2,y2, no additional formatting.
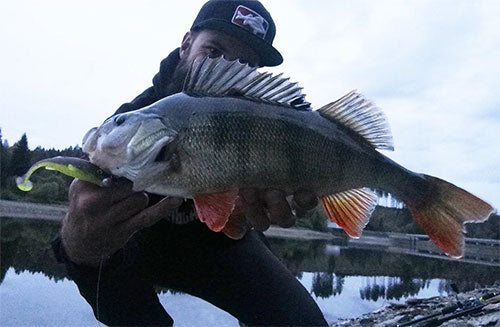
173,111,340,195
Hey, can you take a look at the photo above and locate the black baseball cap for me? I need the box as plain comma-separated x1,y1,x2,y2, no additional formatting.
191,0,283,66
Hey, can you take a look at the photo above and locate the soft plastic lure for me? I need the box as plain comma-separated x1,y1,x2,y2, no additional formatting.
16,156,111,191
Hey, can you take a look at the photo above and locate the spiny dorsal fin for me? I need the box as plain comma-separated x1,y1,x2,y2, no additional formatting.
318,90,394,151
184,56,311,110
320,188,378,238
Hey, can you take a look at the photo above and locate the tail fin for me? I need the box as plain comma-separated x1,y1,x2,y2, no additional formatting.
406,174,494,258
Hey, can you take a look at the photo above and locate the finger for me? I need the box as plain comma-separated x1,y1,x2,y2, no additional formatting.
122,196,184,233
69,179,114,217
262,189,294,227
222,211,249,240
109,192,150,223
69,178,101,199
293,189,318,210
70,178,134,216
277,211,296,228
109,179,135,203
240,188,270,231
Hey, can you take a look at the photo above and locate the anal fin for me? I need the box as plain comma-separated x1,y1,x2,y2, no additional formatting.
321,188,377,238
194,190,239,232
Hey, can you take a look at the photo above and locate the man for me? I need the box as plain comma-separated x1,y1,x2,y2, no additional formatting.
53,1,328,325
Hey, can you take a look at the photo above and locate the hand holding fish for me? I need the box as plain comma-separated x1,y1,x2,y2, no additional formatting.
240,188,317,231
59,176,315,266
61,179,184,267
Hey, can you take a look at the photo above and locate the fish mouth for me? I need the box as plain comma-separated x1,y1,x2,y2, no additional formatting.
128,128,174,164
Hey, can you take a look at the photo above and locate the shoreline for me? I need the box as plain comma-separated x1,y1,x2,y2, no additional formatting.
2,199,499,244
331,284,499,327
0,199,336,241
2,199,498,266
0,199,67,221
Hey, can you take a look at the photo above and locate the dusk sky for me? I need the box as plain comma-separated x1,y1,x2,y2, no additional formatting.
1,0,499,209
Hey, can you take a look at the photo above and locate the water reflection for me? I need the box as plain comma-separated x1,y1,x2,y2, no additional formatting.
311,273,344,299
358,277,430,301
1,217,498,325
268,238,498,294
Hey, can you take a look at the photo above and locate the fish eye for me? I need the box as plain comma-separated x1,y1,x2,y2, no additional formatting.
114,115,126,126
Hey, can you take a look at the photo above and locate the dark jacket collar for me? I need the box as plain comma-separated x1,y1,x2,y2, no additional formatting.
152,48,181,99
114,48,180,115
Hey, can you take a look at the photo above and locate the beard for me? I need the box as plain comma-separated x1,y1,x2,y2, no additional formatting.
165,55,192,95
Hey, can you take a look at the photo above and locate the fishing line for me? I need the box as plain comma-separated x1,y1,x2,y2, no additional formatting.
95,258,104,327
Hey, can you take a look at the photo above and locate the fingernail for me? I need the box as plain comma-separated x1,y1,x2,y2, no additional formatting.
241,189,258,203
166,196,184,207
101,178,113,187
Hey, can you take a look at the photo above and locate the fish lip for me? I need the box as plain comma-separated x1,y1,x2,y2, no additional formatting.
82,127,98,153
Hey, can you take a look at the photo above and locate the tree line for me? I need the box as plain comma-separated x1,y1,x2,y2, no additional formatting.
0,129,83,204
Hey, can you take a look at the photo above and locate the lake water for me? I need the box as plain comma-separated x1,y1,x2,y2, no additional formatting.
1,217,498,326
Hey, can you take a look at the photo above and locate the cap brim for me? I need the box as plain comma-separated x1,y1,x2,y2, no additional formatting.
192,19,283,67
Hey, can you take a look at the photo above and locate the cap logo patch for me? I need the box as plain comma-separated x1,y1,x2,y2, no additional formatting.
231,5,268,39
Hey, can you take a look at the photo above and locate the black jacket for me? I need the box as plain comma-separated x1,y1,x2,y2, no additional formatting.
115,48,181,115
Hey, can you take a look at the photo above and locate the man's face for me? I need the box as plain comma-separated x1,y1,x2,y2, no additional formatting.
167,29,260,94
180,29,260,66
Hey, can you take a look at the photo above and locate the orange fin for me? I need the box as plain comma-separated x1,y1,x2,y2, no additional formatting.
194,190,239,232
321,188,377,238
406,175,494,258
222,200,250,240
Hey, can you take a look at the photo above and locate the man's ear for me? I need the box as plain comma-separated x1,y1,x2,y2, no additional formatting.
179,32,192,58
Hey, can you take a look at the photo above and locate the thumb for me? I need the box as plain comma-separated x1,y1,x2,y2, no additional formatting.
122,196,184,232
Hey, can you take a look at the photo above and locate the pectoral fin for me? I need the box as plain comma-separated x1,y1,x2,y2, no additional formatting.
321,188,377,238
193,190,239,232
222,200,250,240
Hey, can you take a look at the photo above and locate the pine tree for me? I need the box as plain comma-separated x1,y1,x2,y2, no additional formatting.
7,133,31,177
0,128,11,184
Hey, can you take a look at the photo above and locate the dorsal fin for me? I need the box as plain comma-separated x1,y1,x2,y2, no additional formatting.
318,90,394,151
183,56,311,110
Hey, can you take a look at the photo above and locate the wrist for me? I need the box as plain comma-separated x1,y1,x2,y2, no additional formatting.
60,217,108,267
61,234,107,268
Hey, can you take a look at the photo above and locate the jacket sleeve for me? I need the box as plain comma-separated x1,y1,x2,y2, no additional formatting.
52,236,174,326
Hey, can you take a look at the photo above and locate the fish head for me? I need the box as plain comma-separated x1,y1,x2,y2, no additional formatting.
82,111,178,181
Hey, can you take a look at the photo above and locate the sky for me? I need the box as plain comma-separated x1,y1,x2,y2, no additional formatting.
1,0,499,209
